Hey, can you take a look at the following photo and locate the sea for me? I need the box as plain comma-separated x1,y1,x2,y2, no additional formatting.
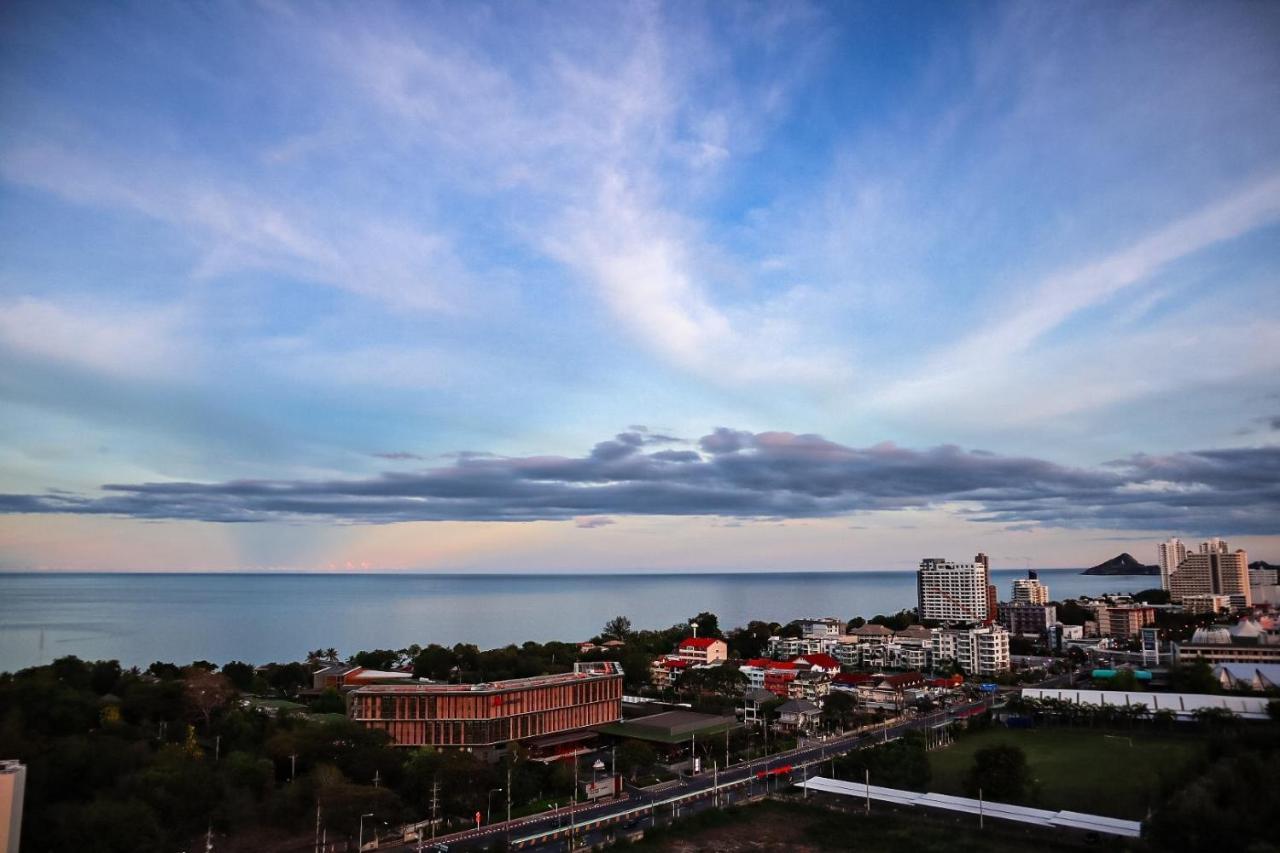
0,569,1157,674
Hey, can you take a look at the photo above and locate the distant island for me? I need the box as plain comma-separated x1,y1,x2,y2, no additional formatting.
1250,560,1278,572
1081,552,1160,575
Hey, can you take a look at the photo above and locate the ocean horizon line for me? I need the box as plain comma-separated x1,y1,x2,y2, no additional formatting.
0,566,1108,577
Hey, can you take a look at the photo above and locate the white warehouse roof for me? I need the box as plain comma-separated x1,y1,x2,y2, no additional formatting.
1020,688,1270,720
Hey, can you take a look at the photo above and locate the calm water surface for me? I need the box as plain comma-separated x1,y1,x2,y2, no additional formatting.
0,570,1156,672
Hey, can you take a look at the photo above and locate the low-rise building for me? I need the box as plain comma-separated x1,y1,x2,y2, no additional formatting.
349,662,623,754
774,699,821,733
737,688,777,725
998,603,1057,637
933,625,1010,676
649,657,690,690
788,670,833,702
764,668,798,699
1174,620,1280,666
831,672,874,694
1,760,24,853
1181,594,1230,615
860,671,926,707
312,664,415,692
798,617,846,640
1102,606,1156,638
1212,664,1280,692
791,653,842,673
676,637,728,665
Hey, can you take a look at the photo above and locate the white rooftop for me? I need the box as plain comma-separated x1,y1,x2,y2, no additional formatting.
1021,687,1270,720
799,776,1141,838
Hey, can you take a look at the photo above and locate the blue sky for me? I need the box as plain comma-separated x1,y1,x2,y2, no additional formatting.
1,1,1277,572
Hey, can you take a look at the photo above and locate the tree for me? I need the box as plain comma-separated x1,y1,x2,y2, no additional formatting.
1133,588,1170,605
352,649,401,670
89,660,122,695
183,667,234,729
728,621,779,660
847,617,866,629
221,661,257,691
412,645,457,680
689,612,723,639
601,616,632,641
820,691,858,731
1056,600,1090,626
312,687,346,714
1169,658,1219,694
964,744,1032,803
835,734,930,791
615,741,656,780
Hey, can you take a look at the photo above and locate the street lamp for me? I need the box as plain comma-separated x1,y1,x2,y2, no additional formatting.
358,813,374,852
486,788,503,825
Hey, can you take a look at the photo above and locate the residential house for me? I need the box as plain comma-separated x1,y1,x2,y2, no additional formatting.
774,699,821,733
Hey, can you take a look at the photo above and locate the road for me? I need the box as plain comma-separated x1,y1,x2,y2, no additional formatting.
387,697,995,852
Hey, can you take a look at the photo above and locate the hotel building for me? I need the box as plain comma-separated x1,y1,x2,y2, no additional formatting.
1011,571,1049,606
918,557,992,623
1168,538,1250,607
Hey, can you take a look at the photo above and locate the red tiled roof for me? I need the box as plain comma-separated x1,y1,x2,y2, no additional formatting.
878,671,925,688
654,657,691,669
743,658,775,668
792,654,841,670
834,673,873,685
678,637,721,649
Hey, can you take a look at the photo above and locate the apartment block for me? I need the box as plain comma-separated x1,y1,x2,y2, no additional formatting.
1168,539,1250,606
918,557,991,623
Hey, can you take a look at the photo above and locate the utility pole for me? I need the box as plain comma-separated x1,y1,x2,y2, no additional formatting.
505,763,512,847
725,729,730,769
205,824,213,853
373,770,380,789
570,760,578,850
978,788,984,830
802,762,807,799
864,768,870,815
314,802,321,853
290,753,297,782
430,781,439,841
215,735,221,762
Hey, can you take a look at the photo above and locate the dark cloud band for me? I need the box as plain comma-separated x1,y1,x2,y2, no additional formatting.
1,429,1276,534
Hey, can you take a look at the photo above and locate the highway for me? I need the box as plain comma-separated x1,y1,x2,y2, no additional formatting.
388,697,994,852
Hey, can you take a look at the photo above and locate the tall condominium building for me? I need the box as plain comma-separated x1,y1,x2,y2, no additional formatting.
918,558,991,623
1011,571,1049,605
349,662,623,752
975,552,998,624
1168,539,1251,607
1158,538,1187,591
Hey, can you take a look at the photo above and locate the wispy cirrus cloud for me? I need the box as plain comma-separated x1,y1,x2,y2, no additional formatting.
3,428,1275,535
0,295,191,380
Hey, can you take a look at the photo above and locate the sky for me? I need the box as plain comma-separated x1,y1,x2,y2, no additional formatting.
0,1,1278,573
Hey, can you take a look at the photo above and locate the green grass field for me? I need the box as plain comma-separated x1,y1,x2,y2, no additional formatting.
928,727,1206,819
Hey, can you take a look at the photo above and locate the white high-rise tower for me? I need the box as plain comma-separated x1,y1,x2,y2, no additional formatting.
1157,538,1187,591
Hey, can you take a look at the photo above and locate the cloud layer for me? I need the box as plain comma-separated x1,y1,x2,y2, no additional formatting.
3,429,1274,535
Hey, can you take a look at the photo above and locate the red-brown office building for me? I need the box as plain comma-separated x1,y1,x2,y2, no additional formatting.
349,662,623,752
